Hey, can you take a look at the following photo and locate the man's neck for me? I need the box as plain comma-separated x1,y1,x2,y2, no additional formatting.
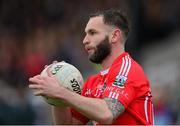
101,49,124,70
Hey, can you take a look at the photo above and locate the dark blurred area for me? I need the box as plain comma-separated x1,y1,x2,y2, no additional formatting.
0,0,180,124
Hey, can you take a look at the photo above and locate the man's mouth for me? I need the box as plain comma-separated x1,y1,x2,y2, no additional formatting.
85,46,94,53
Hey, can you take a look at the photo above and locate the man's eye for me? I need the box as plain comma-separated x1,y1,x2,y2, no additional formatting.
89,31,96,35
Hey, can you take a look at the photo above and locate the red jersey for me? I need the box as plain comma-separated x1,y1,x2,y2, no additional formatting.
72,52,154,125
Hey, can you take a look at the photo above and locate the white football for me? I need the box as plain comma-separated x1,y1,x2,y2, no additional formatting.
40,61,84,106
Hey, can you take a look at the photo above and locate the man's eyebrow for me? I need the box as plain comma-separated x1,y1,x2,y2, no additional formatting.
85,29,97,33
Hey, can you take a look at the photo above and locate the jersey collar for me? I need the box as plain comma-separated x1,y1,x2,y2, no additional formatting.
100,68,109,76
112,52,129,66
99,52,129,76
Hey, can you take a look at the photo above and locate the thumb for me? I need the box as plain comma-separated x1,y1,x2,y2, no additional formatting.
47,65,54,77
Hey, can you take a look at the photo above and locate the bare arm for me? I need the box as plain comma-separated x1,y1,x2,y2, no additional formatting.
104,98,125,119
29,75,125,124
57,88,125,124
52,106,83,125
52,106,72,125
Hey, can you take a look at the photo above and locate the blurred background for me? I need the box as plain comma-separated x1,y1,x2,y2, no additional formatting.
0,0,180,125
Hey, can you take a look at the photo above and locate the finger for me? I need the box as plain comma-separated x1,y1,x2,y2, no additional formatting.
61,60,65,63
29,75,42,81
53,61,58,64
47,66,54,77
29,77,44,84
33,90,43,96
44,65,48,69
36,75,45,80
29,84,41,89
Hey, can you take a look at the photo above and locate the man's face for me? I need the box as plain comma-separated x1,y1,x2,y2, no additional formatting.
83,16,112,64
88,35,111,63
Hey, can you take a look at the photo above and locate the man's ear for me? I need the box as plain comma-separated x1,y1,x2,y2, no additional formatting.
110,29,122,44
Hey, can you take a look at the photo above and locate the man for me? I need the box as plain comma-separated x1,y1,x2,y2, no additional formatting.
29,9,154,125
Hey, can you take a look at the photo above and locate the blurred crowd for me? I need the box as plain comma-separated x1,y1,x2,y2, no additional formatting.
0,0,180,124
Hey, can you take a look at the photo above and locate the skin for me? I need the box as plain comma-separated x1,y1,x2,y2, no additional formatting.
104,98,125,119
88,35,111,64
29,16,126,124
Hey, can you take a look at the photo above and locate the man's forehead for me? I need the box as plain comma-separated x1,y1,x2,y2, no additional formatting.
85,16,104,32
88,16,104,24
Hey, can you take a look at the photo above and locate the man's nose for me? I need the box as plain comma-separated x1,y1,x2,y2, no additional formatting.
83,35,90,45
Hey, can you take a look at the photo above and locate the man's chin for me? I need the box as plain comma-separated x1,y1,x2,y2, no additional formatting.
88,55,93,61
89,55,102,64
87,51,94,58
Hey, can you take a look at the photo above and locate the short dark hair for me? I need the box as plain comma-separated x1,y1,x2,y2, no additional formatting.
90,9,130,39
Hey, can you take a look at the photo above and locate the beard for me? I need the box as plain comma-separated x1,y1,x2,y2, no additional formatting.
89,36,111,64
